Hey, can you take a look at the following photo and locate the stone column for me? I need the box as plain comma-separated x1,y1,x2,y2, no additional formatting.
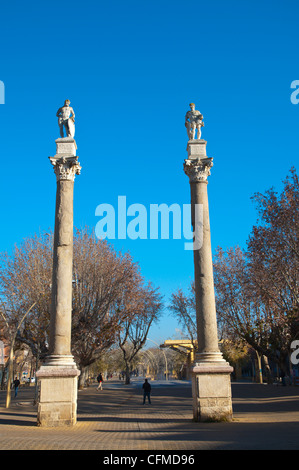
184,138,233,422
36,138,81,427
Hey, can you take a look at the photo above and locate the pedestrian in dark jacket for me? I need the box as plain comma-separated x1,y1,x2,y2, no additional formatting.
142,378,151,404
97,373,103,390
13,377,20,397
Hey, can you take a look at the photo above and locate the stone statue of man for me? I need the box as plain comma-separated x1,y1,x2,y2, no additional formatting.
56,100,75,138
185,103,204,140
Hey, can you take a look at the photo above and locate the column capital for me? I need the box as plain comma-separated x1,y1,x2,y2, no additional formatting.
184,157,213,183
49,156,81,182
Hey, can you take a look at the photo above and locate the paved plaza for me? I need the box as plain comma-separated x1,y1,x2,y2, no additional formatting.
0,378,298,451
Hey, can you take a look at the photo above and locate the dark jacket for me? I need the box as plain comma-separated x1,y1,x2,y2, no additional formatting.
143,381,151,392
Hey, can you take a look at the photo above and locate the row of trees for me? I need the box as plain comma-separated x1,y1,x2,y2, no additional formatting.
93,346,185,382
0,228,163,388
170,168,299,382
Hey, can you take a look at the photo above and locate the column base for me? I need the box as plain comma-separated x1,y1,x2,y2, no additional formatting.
36,356,80,427
191,352,233,422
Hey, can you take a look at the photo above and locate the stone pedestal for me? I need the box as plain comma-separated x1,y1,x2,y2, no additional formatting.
184,139,233,422
191,361,233,422
36,366,79,427
36,138,81,427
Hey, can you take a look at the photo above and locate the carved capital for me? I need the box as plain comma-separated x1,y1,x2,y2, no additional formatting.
49,156,81,182
184,157,213,183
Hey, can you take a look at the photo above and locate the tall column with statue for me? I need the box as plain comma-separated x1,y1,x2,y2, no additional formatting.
184,103,233,422
36,100,81,427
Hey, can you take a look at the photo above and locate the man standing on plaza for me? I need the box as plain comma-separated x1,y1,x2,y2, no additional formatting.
142,378,151,405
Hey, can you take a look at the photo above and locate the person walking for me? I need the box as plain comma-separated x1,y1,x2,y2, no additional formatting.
13,377,20,398
96,373,103,391
142,378,151,405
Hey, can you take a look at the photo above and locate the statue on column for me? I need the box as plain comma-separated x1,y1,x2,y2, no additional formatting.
185,103,204,140
56,99,75,138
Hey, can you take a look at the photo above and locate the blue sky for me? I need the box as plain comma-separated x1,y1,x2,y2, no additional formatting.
0,0,298,344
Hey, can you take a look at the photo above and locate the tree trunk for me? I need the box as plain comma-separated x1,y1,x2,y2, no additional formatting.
251,358,255,382
255,350,263,384
78,366,87,389
6,343,15,408
125,364,130,384
0,365,6,390
263,355,273,384
34,349,40,405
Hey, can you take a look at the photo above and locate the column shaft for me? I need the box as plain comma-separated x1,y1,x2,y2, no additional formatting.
190,180,220,354
50,179,74,356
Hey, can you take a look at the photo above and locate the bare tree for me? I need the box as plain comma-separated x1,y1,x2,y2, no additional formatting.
169,283,197,347
71,229,141,388
0,232,53,368
117,281,163,384
247,167,299,359
169,169,299,382
0,228,159,389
